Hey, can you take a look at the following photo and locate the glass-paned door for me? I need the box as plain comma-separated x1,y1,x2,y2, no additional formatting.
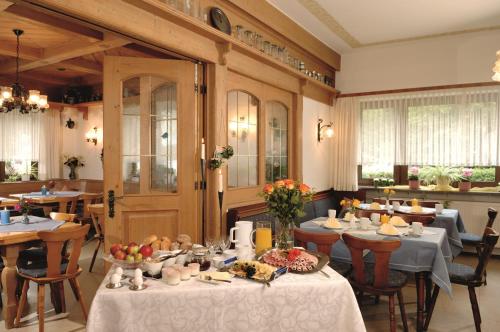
265,101,288,182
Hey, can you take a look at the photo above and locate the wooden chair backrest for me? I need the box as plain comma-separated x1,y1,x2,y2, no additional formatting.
56,196,79,214
50,212,77,222
88,203,104,236
79,193,103,218
372,198,405,205
393,212,435,225
356,209,389,218
343,233,401,289
485,208,498,229
294,228,340,256
474,227,499,281
38,224,90,278
404,200,440,208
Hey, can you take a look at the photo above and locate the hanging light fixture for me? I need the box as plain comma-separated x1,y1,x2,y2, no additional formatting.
0,29,49,114
492,50,500,82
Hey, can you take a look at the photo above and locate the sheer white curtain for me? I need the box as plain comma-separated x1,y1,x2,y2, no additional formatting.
0,110,61,179
331,97,360,191
359,86,500,167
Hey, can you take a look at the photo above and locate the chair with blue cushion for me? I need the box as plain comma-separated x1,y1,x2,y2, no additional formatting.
343,233,409,332
424,227,499,332
459,208,497,257
15,224,89,332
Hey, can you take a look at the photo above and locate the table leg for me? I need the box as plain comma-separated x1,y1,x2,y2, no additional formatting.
415,272,425,332
1,245,22,329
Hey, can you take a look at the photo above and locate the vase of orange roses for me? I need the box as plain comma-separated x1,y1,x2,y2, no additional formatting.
261,179,313,249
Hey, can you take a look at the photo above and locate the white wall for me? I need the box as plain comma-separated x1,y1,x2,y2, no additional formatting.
302,97,332,191
336,29,500,93
60,105,103,180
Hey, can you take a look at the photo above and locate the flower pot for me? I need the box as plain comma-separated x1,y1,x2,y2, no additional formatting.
275,219,294,250
459,181,471,192
435,176,452,191
409,179,420,190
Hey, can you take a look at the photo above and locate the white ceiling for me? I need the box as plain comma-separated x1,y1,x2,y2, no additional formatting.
268,0,500,54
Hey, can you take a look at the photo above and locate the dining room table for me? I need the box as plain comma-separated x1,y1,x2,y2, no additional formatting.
87,264,366,332
0,197,19,208
301,217,455,332
10,191,86,216
0,215,80,329
359,203,464,256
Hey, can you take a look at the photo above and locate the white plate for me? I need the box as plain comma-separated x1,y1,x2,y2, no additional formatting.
392,223,409,228
322,224,343,230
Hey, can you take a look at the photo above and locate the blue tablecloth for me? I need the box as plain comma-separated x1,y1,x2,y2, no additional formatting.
359,204,464,257
301,218,454,296
0,215,64,232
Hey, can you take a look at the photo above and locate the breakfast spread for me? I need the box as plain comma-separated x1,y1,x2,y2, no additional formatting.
228,260,277,281
261,249,319,272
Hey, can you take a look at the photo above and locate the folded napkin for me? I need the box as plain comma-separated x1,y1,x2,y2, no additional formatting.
323,217,342,229
389,216,408,227
369,202,381,210
410,206,423,213
379,223,399,235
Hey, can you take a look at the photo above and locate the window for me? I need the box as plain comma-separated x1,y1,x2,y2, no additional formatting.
227,90,259,188
358,87,500,186
265,101,288,182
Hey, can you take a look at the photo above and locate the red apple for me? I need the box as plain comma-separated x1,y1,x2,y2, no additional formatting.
128,242,138,248
127,245,139,255
139,245,153,258
114,250,126,260
110,243,122,255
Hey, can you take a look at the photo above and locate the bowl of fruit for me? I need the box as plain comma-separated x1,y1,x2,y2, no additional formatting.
106,241,154,269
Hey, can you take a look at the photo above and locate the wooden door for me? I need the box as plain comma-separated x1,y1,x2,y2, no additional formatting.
103,56,199,251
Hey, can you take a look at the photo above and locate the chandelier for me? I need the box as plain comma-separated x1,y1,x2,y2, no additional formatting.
0,29,49,114
492,50,500,82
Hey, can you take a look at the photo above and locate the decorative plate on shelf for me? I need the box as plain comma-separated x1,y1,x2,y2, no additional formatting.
210,7,231,35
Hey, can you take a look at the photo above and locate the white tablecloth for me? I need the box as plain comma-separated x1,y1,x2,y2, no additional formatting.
87,266,366,332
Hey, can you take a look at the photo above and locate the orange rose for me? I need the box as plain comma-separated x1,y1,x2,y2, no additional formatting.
275,180,285,187
283,179,294,189
299,183,310,194
263,184,274,194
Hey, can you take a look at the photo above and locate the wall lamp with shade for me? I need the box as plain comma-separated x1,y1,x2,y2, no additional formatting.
317,118,334,142
86,127,99,145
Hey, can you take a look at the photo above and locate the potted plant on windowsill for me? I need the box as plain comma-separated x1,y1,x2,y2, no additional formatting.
459,168,473,192
408,166,420,190
419,166,461,191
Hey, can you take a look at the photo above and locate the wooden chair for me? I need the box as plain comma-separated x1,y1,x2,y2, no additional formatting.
56,196,79,214
424,227,499,332
393,212,435,225
88,203,104,272
294,228,351,277
372,198,405,205
343,233,409,332
459,208,497,257
77,193,103,219
15,224,90,332
404,200,440,208
49,212,77,223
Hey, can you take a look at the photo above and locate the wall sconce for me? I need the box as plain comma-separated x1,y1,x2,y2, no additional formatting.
317,118,334,142
86,127,98,145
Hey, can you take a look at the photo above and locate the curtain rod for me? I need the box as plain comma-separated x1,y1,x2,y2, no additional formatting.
337,81,500,98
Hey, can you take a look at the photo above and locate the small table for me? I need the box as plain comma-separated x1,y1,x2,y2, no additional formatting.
359,204,464,256
302,218,453,332
0,217,79,329
10,191,85,216
0,197,19,208
87,266,366,332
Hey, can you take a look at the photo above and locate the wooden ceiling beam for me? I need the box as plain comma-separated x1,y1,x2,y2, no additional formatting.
0,0,13,12
0,33,128,74
0,72,68,86
58,58,102,75
5,5,102,42
0,40,42,60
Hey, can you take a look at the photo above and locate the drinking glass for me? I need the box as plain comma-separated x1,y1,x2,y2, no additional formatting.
244,30,254,46
263,41,271,55
233,25,244,41
252,221,272,255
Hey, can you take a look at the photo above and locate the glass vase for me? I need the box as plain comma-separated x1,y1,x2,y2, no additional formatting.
275,219,294,250
22,213,29,224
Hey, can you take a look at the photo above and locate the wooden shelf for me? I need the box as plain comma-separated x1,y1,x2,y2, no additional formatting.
135,0,338,95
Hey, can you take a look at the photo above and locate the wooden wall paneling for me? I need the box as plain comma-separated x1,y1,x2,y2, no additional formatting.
25,0,220,63
206,63,228,239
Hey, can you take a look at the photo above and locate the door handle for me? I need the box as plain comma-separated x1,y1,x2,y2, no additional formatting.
107,190,124,218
